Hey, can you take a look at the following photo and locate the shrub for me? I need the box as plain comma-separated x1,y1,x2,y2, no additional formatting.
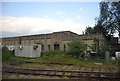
2,46,14,61
66,40,86,58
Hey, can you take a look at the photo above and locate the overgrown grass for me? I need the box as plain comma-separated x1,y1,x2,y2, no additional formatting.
2,49,118,70
9,53,117,69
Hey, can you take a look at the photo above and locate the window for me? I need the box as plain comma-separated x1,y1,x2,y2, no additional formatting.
48,45,50,50
54,43,59,50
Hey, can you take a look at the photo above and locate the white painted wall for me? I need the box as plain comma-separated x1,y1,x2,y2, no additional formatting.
14,44,41,58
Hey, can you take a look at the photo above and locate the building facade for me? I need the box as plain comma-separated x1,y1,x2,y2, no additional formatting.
1,31,106,52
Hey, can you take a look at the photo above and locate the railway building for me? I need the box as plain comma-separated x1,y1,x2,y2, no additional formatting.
1,31,106,52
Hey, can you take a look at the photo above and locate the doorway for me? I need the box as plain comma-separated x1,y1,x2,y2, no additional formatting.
54,43,59,50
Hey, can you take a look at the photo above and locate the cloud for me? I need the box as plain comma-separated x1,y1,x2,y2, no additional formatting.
1,16,87,37
75,15,81,19
79,8,83,11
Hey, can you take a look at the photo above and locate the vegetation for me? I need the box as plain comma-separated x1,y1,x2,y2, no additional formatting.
95,2,120,37
2,45,117,70
2,46,14,62
84,26,95,34
83,1,119,59
99,45,112,58
84,2,120,38
66,40,86,58
8,54,117,69
41,50,64,57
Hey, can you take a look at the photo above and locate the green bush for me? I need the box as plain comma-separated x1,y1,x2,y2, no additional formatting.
2,46,14,61
66,40,86,58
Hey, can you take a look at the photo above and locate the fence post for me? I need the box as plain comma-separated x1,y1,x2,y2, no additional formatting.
106,51,110,64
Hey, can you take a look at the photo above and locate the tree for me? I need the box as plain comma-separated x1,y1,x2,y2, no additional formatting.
94,2,110,36
109,2,120,36
84,26,95,34
67,40,86,58
95,1,120,37
84,1,120,39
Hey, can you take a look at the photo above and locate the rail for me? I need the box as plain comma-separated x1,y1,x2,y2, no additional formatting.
2,66,120,79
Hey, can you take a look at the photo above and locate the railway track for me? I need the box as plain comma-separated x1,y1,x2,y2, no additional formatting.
2,66,120,79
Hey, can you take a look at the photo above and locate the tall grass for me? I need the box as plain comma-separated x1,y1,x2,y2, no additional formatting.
3,49,117,70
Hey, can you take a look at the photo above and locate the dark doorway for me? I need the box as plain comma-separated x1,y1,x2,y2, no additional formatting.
54,43,59,50
48,45,51,50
